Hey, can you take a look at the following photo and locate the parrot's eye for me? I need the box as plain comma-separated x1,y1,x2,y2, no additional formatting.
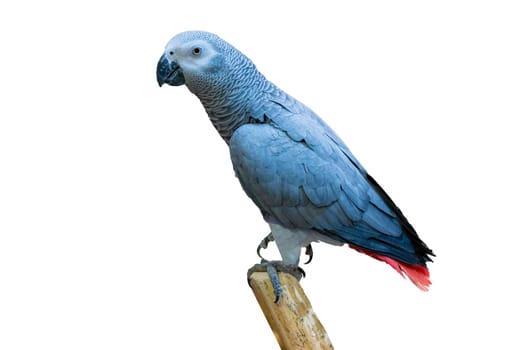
192,47,202,56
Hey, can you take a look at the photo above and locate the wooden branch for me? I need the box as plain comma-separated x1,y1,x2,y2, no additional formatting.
249,272,334,350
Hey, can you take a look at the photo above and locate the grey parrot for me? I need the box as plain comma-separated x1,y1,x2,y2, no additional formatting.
157,31,434,299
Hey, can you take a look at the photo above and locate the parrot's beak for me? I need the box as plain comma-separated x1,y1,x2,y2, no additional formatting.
156,54,185,87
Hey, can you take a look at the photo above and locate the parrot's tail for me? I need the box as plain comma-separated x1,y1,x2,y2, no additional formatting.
348,245,431,291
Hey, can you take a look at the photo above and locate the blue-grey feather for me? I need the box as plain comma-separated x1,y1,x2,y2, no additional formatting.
362,204,402,236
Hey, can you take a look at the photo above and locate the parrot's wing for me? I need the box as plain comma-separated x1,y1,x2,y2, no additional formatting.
231,97,428,265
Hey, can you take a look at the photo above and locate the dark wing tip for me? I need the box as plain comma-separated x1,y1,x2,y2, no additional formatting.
365,173,435,264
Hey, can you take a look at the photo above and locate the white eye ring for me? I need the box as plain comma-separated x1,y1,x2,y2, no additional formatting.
192,47,202,56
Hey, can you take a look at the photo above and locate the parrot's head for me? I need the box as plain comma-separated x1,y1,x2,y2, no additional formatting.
157,31,257,97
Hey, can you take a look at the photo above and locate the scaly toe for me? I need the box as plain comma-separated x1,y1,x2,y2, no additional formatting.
256,233,274,260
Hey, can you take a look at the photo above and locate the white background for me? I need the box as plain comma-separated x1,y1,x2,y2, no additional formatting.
1,1,525,349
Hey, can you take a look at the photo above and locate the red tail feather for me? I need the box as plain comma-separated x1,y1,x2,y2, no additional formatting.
349,245,431,291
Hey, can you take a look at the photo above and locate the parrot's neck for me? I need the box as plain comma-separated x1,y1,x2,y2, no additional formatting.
199,91,252,143
193,71,272,143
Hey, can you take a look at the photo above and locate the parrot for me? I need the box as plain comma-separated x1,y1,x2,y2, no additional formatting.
157,31,434,299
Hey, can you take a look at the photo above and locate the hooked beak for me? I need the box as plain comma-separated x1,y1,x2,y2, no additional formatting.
156,54,185,87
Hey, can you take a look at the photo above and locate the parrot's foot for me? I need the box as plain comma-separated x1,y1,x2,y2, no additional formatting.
256,232,314,264
256,232,274,260
247,260,305,303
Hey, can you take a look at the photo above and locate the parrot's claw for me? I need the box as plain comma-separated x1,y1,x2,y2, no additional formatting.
305,244,314,264
247,260,305,303
256,232,274,260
